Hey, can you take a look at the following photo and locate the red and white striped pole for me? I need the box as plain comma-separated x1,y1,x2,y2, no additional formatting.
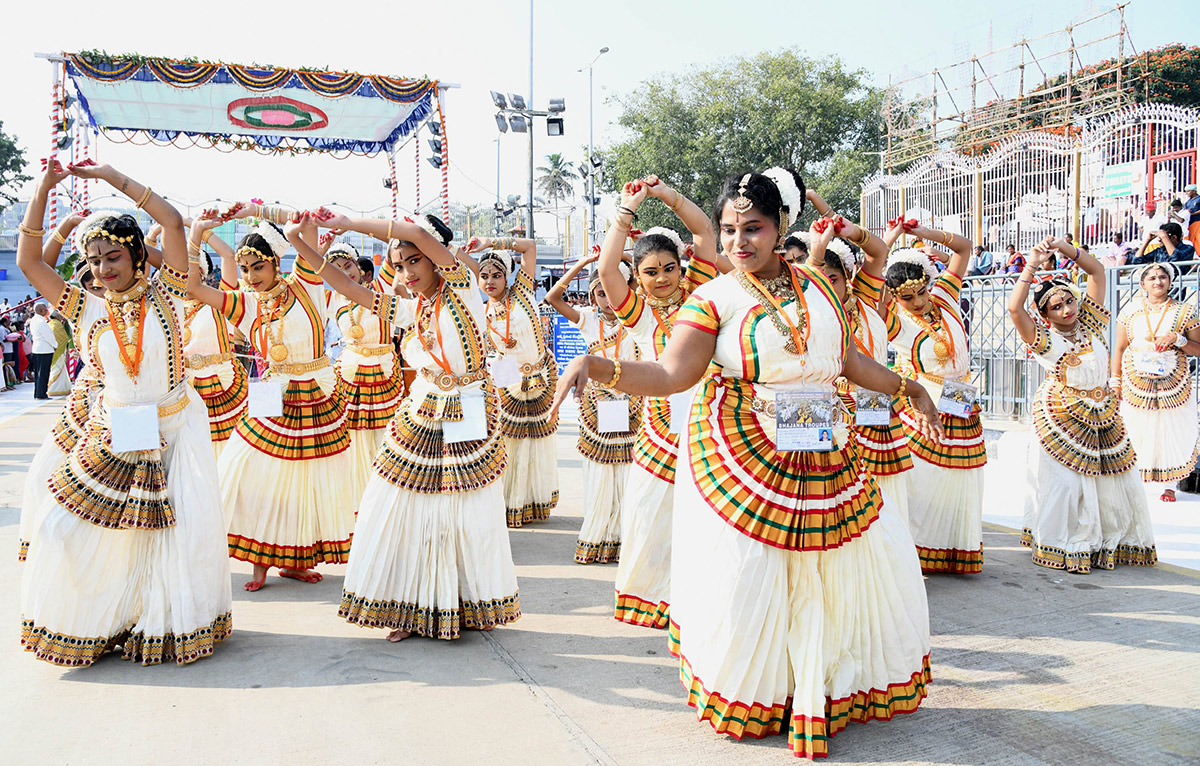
436,88,450,222
387,152,398,221
414,134,421,213
47,63,63,236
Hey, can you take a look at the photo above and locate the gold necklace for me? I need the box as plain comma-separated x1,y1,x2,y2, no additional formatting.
347,303,366,341
256,289,292,363
183,300,202,346
250,278,289,303
104,284,149,380
104,278,148,305
646,286,684,309
902,304,954,362
1056,324,1092,367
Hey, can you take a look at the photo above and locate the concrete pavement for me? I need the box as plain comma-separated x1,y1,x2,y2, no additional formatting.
1,401,1198,765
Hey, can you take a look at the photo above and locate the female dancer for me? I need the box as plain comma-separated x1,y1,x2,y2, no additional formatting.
17,210,103,561
803,198,915,522
1008,239,1156,571
18,159,231,666
1113,260,1200,501
884,224,987,574
322,240,403,499
554,170,936,759
468,235,558,527
187,205,356,591
290,209,517,641
596,175,720,628
177,220,247,457
546,254,642,563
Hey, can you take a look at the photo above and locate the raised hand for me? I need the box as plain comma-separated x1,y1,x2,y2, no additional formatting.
1026,245,1053,270
39,157,70,188
464,236,489,254
220,201,251,222
620,180,648,211
64,158,106,179
317,231,335,257
311,206,353,231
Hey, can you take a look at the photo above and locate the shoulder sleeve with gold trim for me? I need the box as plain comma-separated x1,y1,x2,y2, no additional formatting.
675,295,719,336
1028,322,1052,356
1079,295,1110,338
684,257,719,292
439,261,473,292
613,285,647,332
56,284,86,326
155,263,188,300
512,268,536,297
933,270,963,305
852,270,885,309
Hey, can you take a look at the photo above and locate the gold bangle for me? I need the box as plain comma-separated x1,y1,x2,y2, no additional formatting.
602,359,622,388
187,254,203,264
51,231,67,245
671,189,683,211
386,220,394,241
314,260,328,276
895,376,909,398
188,239,202,253
145,236,159,248
274,208,285,225
201,229,214,244
849,226,870,248
18,224,46,238
135,186,153,209
941,230,954,246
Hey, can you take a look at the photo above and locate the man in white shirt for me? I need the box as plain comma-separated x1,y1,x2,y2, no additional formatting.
1103,232,1132,267
28,303,56,400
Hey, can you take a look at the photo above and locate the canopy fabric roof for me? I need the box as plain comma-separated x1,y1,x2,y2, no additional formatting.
64,53,438,156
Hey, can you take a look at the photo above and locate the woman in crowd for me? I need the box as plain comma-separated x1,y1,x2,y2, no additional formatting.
17,159,230,666
553,169,937,759
289,209,517,641
546,253,642,563
884,224,987,573
321,238,403,500
1113,260,1200,501
596,176,720,628
802,196,915,522
1007,238,1156,572
465,234,558,527
187,204,356,591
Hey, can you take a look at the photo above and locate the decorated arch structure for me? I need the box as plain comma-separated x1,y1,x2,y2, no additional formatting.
41,51,451,234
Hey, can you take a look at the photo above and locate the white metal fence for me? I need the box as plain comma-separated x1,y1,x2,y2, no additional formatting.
862,104,1200,252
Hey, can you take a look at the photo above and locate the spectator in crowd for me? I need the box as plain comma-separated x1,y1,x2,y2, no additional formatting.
1168,199,1190,234
1185,183,1200,251
1103,231,1132,267
966,245,996,277
27,303,54,400
1137,199,1169,258
0,298,9,316
1002,243,1025,274
0,316,15,389
782,234,807,264
1129,222,1196,272
9,320,29,383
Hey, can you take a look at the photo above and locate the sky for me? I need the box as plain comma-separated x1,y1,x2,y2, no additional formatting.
0,0,1194,236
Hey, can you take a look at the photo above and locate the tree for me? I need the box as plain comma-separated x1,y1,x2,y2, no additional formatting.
600,49,883,232
0,121,32,213
536,153,579,241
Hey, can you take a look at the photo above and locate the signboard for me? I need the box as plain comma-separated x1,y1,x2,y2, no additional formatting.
1103,161,1146,199
552,315,588,374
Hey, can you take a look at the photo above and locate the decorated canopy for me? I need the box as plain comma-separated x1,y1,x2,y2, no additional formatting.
63,52,439,156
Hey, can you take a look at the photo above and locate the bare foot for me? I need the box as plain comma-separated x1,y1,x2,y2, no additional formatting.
1161,489,1177,503
244,565,269,592
279,568,323,583
386,629,411,643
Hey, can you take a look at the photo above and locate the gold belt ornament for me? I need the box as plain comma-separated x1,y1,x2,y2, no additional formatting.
519,358,546,375
750,395,777,417
346,343,394,358
185,351,234,370
422,367,488,392
1060,383,1109,402
269,356,330,376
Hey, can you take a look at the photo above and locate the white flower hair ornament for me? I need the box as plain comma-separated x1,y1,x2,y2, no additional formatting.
762,167,804,227
480,248,516,275
886,247,939,283
254,221,290,261
326,242,360,262
826,237,857,278
415,215,440,241
618,261,633,283
74,210,122,254
643,226,685,256
1135,260,1178,287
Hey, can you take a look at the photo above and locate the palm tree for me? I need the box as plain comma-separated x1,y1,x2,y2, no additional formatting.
536,153,579,241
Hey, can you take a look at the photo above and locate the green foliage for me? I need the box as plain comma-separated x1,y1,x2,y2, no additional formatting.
602,49,882,231
536,153,579,204
0,121,31,212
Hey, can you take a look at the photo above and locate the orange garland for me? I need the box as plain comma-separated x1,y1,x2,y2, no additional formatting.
902,302,957,362
1143,299,1175,341
416,282,453,375
744,263,811,356
486,293,515,349
105,294,148,381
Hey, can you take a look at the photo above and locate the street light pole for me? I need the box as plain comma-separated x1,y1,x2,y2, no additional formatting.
527,0,535,242
580,47,609,251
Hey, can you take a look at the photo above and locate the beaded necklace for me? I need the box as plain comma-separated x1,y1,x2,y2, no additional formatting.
104,278,149,381
736,260,810,356
415,278,453,375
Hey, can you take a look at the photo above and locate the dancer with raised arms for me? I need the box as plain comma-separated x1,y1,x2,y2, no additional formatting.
554,169,936,759
291,209,518,642
17,159,231,666
1007,238,1156,572
466,234,559,528
595,175,720,628
1113,260,1200,501
884,223,987,573
545,254,642,563
187,203,356,592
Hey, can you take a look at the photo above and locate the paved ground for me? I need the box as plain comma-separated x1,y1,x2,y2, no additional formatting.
1,400,1198,765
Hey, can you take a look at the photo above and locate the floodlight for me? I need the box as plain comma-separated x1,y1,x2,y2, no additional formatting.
490,91,508,109
546,118,564,136
509,115,528,133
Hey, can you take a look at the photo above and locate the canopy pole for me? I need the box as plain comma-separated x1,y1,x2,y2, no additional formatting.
436,86,449,222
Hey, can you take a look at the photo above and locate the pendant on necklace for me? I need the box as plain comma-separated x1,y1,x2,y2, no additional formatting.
269,343,289,362
347,324,365,340
933,339,950,360
504,338,517,349
183,327,193,345
124,343,139,359
1064,352,1081,367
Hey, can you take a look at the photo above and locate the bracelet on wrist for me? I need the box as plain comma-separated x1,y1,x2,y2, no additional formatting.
602,359,622,388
